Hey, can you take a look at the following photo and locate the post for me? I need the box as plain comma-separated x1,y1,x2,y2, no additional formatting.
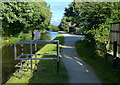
21,44,24,55
35,44,37,70
30,41,33,77
20,61,23,78
26,55,29,71
113,41,117,67
32,29,35,40
56,40,60,74
14,43,17,60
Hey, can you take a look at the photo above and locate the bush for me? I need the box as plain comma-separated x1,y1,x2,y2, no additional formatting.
84,24,110,57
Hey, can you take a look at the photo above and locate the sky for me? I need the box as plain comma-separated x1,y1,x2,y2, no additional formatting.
45,0,73,26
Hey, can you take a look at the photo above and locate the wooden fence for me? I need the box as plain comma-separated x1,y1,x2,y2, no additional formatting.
110,22,120,57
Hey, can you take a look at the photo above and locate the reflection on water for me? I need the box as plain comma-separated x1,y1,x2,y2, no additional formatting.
46,31,58,40
2,31,58,83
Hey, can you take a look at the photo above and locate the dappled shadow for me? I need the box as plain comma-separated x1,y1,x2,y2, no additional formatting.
61,34,89,68
61,47,90,73
60,33,100,83
61,35,85,51
2,44,46,84
27,36,68,83
2,32,58,84
28,51,67,83
28,55,58,84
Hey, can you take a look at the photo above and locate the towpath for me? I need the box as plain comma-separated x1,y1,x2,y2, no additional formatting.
61,31,100,83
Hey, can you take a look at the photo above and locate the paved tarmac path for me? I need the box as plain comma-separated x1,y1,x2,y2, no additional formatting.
61,32,101,83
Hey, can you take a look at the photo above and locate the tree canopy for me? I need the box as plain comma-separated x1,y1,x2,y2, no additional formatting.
59,2,120,32
59,2,120,56
2,1,52,36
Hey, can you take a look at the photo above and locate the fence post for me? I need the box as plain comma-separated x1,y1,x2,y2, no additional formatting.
113,41,117,67
57,40,60,75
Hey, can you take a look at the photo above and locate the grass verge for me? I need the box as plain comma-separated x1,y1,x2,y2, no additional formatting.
75,40,120,83
6,33,68,84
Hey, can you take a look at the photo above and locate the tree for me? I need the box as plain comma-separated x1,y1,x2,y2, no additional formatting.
61,2,120,34
58,17,69,31
49,24,59,31
61,1,120,57
2,1,52,36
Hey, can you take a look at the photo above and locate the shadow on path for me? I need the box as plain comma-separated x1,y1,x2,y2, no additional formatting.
61,32,101,83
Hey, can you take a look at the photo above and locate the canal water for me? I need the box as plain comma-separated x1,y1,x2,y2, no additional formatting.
2,31,58,83
46,31,59,40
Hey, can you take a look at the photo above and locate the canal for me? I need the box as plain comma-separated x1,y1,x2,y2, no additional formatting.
2,31,58,83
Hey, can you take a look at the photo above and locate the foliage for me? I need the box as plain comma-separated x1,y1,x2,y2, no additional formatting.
2,1,52,36
76,40,120,83
1,32,32,46
58,17,69,32
49,24,59,31
64,2,120,29
61,2,120,33
61,2,120,56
